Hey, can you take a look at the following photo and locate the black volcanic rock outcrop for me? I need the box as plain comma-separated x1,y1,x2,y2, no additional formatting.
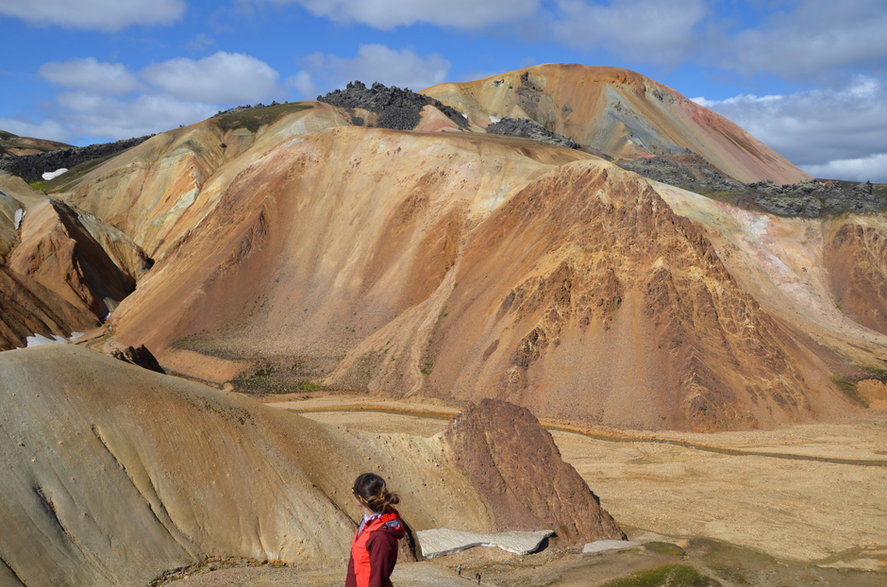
442,399,626,543
318,81,468,130
110,344,165,373
486,117,580,149
747,179,886,216
619,155,886,217
0,136,151,184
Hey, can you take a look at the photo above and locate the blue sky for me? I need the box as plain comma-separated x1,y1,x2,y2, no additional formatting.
1,0,885,181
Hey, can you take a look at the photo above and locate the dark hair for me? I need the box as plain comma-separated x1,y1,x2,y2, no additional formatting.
353,472,399,513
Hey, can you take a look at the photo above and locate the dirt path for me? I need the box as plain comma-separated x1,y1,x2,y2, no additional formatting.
284,402,887,467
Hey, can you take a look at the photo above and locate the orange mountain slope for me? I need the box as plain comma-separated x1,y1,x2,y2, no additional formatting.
423,64,809,184
2,67,882,432
67,124,866,432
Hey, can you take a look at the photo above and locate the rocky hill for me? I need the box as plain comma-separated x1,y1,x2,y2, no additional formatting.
486,117,580,149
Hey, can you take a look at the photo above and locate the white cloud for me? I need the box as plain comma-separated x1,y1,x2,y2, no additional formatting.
803,153,887,183
725,0,887,79
0,118,69,142
553,0,708,65
12,51,285,143
252,0,538,29
288,71,318,98
55,91,217,140
142,52,281,103
38,58,139,95
0,0,184,32
696,77,887,182
293,44,451,98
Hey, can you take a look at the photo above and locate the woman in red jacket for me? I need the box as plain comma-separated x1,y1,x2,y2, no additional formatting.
345,473,405,587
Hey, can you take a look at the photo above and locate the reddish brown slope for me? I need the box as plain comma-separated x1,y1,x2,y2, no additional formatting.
423,64,809,184
823,218,887,334
0,266,95,349
8,200,148,319
340,160,840,431
443,399,625,542
107,127,586,352
0,173,150,349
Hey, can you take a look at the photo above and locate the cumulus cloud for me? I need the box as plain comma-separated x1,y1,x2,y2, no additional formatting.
252,0,538,29
552,0,708,65
694,76,887,182
142,52,281,103
292,44,451,98
0,0,184,32
55,91,216,140
38,58,139,95
803,154,887,183
724,0,887,79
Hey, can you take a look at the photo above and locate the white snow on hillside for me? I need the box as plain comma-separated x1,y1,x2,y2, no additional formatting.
41,168,68,181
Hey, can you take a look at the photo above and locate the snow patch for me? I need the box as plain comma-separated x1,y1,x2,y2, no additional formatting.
14,208,25,229
41,168,68,181
489,115,500,123
417,528,554,558
21,331,84,348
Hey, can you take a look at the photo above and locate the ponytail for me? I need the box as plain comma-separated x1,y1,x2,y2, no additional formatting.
353,473,399,513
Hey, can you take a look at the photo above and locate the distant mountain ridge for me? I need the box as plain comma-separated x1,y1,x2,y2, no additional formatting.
0,134,152,184
0,129,71,158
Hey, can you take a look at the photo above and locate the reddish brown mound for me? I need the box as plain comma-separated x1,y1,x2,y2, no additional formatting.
442,399,625,543
0,266,96,348
415,162,836,431
7,200,150,323
823,220,887,334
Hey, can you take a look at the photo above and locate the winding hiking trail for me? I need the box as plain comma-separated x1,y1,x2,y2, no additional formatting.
281,403,887,468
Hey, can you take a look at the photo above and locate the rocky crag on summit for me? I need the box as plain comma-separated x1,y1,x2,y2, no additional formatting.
318,80,469,130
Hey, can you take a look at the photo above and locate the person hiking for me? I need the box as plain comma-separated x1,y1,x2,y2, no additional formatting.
345,473,405,587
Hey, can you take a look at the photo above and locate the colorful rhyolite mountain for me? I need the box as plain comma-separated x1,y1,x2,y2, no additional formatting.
423,64,809,184
0,65,883,433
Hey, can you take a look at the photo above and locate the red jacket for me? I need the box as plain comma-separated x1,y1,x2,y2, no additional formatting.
345,508,405,587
